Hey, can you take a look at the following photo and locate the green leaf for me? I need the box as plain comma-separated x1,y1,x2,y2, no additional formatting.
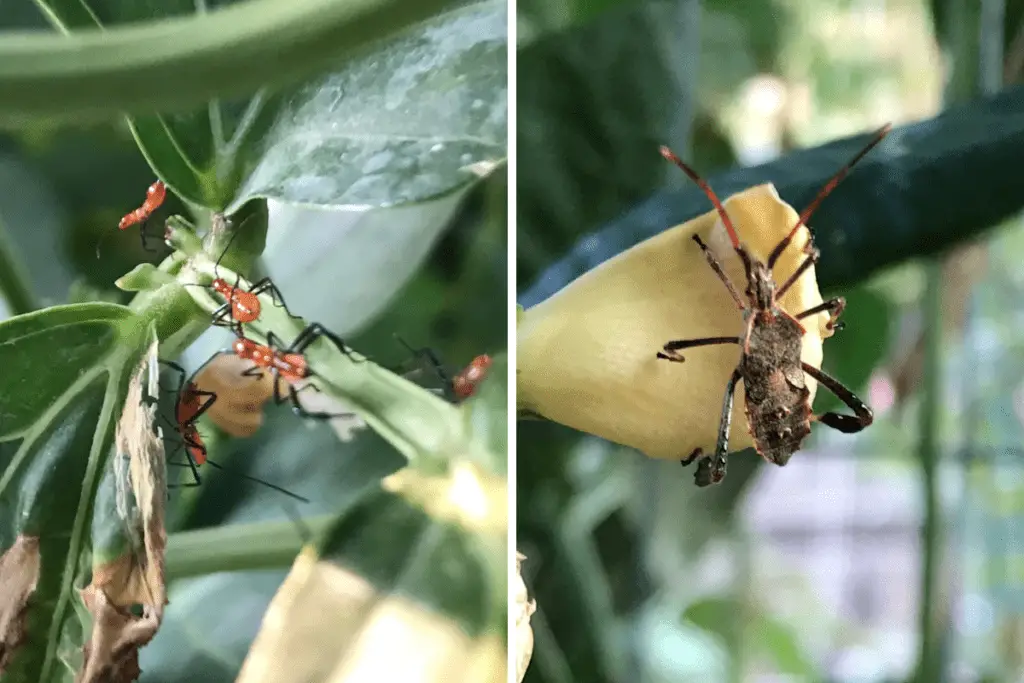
228,0,507,211
30,0,507,212
0,303,137,439
260,184,476,335
683,596,816,678
0,0,465,131
0,304,153,681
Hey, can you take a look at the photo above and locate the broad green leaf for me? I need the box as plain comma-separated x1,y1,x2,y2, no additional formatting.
0,304,135,439
260,186,474,336
227,0,506,211
31,0,507,212
0,149,73,308
0,304,154,682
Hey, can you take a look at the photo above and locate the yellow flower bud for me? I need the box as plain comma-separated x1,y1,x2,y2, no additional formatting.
517,183,833,461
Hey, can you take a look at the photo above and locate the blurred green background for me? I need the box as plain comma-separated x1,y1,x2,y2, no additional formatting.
517,1,1024,682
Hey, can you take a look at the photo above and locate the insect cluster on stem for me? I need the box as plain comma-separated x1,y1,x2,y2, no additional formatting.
118,188,492,500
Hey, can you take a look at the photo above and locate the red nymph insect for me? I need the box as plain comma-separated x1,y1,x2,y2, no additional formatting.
119,180,166,231
393,338,491,403
452,354,492,400
98,180,168,258
230,323,361,420
656,124,891,486
155,360,308,502
181,226,299,334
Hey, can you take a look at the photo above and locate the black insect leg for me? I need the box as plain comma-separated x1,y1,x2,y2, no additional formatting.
699,367,743,487
692,235,746,310
156,359,188,398
796,297,847,331
279,378,357,421
250,277,301,319
657,336,740,362
286,323,362,362
394,335,453,393
209,303,241,334
775,242,821,298
138,219,162,253
241,365,266,381
203,459,309,503
802,362,874,433
680,447,702,467
156,418,203,489
159,360,219,415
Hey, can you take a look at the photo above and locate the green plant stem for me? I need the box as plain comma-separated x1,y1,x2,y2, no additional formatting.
0,0,461,125
165,516,334,580
915,259,943,683
0,216,38,314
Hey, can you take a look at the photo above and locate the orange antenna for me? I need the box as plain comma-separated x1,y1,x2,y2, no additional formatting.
767,124,892,269
660,146,741,250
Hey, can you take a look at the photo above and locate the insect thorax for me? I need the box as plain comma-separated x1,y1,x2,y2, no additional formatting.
746,258,775,310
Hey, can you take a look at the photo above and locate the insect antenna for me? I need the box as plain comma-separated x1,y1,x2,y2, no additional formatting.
204,459,310,503
210,217,243,282
660,145,741,250
179,217,244,287
767,123,892,269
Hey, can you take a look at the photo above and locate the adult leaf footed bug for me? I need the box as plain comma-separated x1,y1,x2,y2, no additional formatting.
657,124,890,487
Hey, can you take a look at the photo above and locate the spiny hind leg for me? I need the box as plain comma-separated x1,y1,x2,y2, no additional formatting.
701,368,743,487
680,447,702,467
803,362,873,433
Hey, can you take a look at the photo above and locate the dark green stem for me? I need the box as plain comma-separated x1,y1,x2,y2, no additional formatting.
0,216,38,314
915,260,943,683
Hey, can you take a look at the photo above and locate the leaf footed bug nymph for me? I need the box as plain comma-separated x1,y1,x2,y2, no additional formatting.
657,124,890,487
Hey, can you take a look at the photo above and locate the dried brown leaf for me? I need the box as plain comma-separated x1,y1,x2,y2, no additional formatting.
0,535,41,673
514,551,535,683
78,340,167,683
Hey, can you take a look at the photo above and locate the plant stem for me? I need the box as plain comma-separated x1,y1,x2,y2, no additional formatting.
915,258,943,683
0,0,462,125
0,215,38,314
165,515,335,580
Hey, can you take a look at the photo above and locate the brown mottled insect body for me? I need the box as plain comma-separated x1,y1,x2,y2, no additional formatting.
740,310,812,467
657,124,890,486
